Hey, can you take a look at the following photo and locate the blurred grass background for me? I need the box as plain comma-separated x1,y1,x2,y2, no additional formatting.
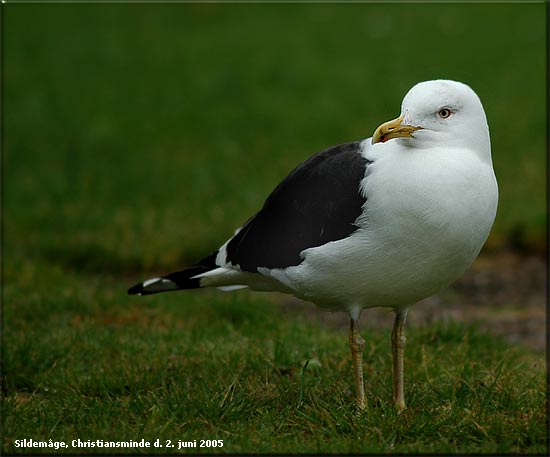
2,2,546,455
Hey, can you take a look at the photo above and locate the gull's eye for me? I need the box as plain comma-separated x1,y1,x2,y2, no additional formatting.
438,108,452,119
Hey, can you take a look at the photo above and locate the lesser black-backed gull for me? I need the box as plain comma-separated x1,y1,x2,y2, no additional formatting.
128,79,498,410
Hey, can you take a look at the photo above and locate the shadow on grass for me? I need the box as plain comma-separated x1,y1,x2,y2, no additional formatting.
35,232,222,282
39,243,144,275
37,242,200,278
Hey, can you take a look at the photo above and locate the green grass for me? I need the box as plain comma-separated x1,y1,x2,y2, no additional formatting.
2,282,546,454
2,3,547,455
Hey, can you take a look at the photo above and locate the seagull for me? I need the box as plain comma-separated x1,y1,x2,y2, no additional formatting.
128,79,498,411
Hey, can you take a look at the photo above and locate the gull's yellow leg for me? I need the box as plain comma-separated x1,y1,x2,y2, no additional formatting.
349,312,366,409
391,309,408,411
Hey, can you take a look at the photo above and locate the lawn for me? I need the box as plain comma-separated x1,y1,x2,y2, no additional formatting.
2,2,547,455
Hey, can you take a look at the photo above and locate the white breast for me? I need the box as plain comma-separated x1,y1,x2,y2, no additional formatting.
271,141,498,312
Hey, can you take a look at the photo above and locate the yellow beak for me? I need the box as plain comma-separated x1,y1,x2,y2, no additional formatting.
371,115,422,145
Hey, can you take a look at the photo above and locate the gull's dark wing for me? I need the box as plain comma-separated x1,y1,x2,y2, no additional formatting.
225,141,369,272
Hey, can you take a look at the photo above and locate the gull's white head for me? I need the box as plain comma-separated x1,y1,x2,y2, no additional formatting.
372,80,491,163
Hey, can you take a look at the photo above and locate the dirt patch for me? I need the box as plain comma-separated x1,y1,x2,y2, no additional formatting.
277,251,546,352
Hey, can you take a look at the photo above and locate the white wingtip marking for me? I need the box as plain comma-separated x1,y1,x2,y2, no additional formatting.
143,277,162,288
217,285,248,292
142,277,178,292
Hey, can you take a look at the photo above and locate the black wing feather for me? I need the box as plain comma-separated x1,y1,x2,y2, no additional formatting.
226,141,368,272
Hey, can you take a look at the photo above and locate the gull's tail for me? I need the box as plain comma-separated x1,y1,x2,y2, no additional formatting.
127,252,218,296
